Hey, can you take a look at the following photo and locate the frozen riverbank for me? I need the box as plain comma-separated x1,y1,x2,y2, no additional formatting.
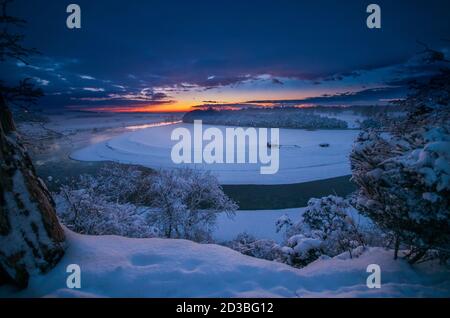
72,123,360,185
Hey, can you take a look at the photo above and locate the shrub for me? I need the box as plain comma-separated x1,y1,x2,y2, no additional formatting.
277,196,365,267
226,233,281,261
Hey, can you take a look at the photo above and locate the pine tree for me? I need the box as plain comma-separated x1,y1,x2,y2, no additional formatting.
350,61,450,263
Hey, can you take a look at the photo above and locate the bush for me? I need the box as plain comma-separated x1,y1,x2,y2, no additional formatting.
226,233,281,261
276,196,365,267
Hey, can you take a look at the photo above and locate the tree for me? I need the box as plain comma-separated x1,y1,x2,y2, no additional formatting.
58,164,238,243
350,63,450,264
147,169,237,242
0,78,43,110
0,0,43,111
57,185,158,238
276,196,365,267
0,0,64,288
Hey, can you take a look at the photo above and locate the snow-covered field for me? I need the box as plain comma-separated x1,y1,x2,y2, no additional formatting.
72,123,359,185
215,208,303,242
215,206,372,243
1,229,449,298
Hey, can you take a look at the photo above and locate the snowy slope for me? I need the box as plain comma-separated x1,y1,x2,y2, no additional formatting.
1,229,449,298
71,123,359,185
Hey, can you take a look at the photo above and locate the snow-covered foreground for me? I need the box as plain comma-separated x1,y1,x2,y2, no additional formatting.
72,123,359,185
1,229,449,298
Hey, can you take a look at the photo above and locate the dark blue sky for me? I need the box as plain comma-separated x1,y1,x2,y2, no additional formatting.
4,0,450,112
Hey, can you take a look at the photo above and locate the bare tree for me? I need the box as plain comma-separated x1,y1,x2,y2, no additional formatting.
0,0,43,111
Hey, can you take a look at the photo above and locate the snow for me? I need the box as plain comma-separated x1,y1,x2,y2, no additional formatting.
27,111,183,135
287,235,323,257
16,111,184,169
1,229,449,298
71,123,359,185
317,111,365,129
215,208,303,242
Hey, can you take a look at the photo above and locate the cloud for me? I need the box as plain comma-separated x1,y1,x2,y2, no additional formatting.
79,75,96,80
83,87,105,92
272,78,284,85
319,71,362,83
73,87,170,104
193,103,262,110
33,77,50,86
247,86,407,106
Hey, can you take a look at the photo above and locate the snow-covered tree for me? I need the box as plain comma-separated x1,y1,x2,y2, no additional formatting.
75,163,151,204
147,169,237,242
56,185,157,238
277,196,365,267
58,165,237,243
350,67,450,263
280,235,324,267
183,108,348,129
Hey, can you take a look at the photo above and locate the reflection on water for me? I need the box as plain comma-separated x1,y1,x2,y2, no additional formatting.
31,120,182,189
125,121,181,131
86,121,182,144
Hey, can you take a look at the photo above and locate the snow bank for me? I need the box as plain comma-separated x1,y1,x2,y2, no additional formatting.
1,229,449,298
71,123,359,185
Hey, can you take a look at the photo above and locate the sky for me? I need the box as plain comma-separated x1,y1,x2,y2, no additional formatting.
3,0,450,112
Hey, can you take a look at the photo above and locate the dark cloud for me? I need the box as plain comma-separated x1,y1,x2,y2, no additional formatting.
4,0,450,111
272,78,284,85
193,103,262,110
319,71,361,83
247,86,407,106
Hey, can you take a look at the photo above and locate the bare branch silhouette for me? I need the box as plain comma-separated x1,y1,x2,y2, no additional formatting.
0,0,43,110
